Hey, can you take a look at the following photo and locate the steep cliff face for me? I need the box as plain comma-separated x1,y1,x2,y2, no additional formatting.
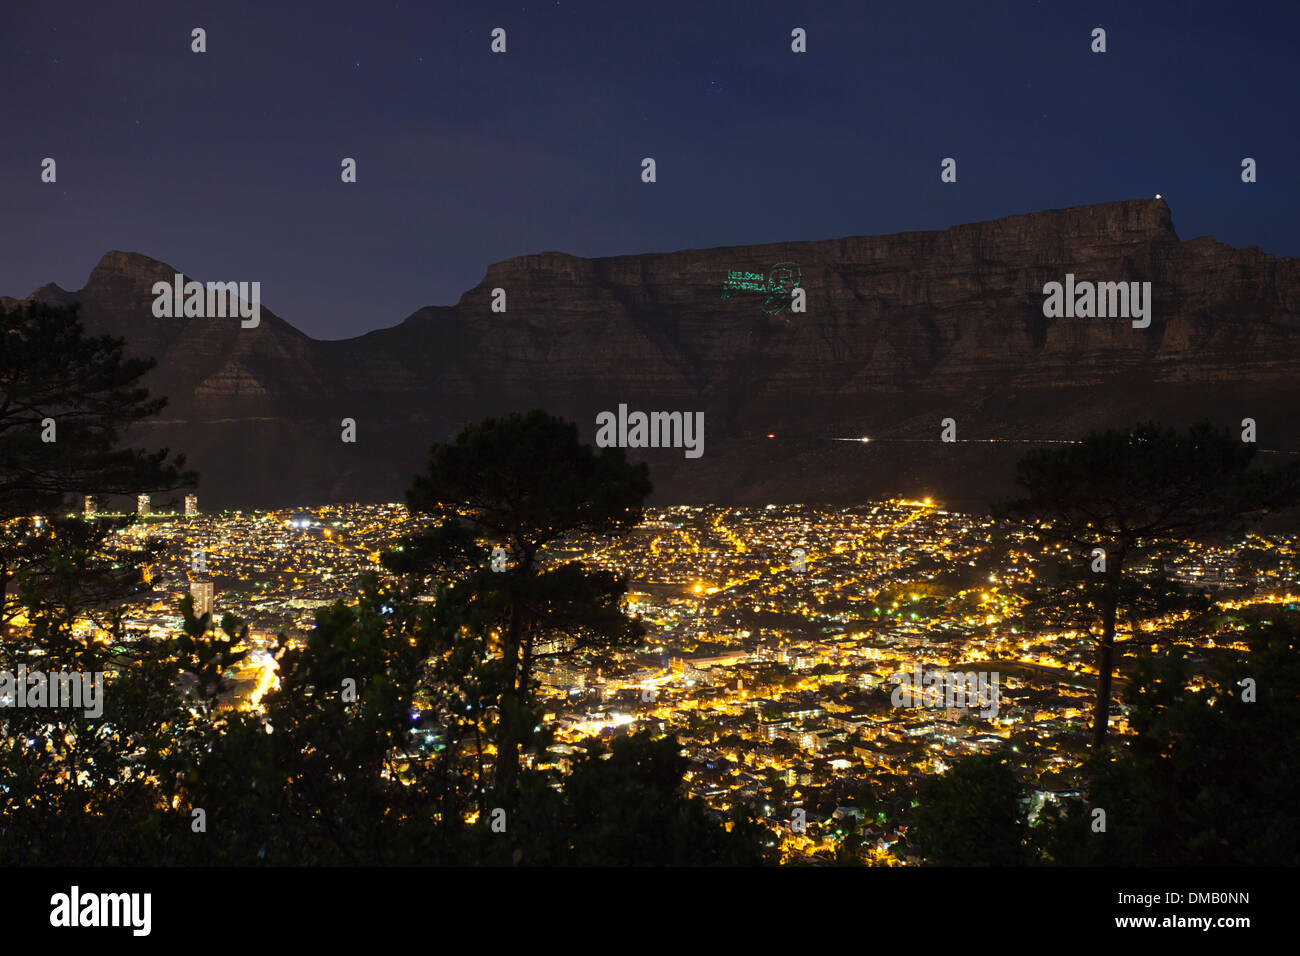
6,199,1299,509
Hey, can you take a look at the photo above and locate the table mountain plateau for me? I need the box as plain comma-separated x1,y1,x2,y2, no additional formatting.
5,198,1298,512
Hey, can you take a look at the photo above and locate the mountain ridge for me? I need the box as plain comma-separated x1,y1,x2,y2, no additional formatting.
5,198,1299,511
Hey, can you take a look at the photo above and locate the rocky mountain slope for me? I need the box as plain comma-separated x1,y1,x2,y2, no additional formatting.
6,198,1298,511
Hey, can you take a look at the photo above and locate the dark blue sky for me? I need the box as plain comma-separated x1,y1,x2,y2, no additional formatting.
4,0,1297,339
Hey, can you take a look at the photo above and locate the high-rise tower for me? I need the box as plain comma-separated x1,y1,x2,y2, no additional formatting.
190,579,214,619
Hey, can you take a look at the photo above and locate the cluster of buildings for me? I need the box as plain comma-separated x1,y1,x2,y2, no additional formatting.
74,497,1297,862
525,503,1293,861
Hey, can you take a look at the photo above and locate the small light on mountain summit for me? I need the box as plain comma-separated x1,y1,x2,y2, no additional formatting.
1155,193,1162,199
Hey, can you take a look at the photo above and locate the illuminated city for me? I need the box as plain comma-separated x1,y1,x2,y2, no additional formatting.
3,0,1294,934
46,498,1291,864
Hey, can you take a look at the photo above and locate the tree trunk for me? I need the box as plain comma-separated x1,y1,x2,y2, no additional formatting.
494,546,536,793
1091,550,1124,748
0,558,13,643
494,603,521,793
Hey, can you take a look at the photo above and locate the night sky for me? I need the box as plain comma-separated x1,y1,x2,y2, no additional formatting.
4,0,1297,339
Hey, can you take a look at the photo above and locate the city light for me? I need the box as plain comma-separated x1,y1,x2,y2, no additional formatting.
18,495,1282,867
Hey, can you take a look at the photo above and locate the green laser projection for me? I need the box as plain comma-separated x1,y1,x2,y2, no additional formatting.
721,271,767,296
721,262,802,317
